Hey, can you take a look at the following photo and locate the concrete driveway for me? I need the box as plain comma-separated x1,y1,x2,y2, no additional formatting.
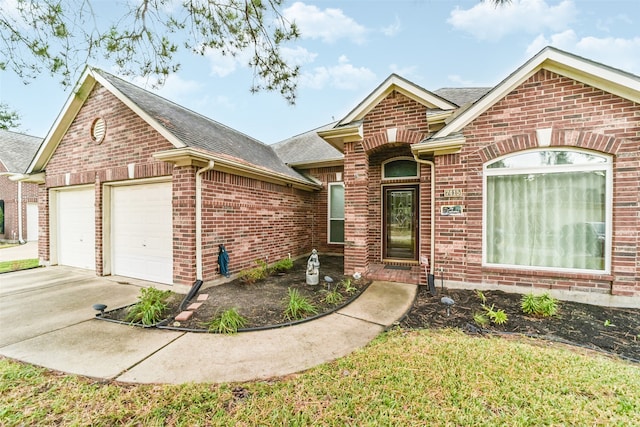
0,266,417,384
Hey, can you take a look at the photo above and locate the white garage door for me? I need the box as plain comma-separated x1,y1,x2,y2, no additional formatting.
26,202,38,241
112,182,173,284
57,188,95,270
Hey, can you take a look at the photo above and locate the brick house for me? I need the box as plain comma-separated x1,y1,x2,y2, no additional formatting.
0,130,42,243
22,47,639,302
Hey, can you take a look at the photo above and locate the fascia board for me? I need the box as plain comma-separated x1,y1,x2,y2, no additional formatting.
338,75,457,126
27,67,95,173
154,148,322,191
434,47,640,139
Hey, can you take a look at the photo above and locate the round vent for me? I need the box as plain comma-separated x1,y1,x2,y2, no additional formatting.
90,117,106,143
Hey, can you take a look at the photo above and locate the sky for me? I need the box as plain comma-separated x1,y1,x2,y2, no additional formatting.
1,0,639,144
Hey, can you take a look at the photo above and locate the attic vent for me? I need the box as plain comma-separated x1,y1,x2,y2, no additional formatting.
90,117,106,144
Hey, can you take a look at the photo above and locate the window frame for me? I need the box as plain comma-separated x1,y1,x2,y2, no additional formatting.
482,147,613,274
381,157,419,181
328,182,345,245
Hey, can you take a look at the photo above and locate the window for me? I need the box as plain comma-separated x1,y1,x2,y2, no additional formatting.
483,149,611,273
0,200,4,234
382,158,418,179
328,183,344,244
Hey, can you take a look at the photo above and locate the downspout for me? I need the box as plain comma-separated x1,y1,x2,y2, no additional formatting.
17,181,24,243
413,154,435,272
196,160,215,281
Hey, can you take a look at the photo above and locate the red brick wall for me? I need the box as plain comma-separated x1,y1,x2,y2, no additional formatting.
199,169,316,281
437,69,640,296
343,90,432,275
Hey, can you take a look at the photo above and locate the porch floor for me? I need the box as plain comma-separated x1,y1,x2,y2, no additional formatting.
366,263,421,285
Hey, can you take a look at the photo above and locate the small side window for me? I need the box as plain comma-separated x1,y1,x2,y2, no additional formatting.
328,183,344,244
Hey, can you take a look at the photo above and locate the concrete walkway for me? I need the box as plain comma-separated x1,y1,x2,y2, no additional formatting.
0,241,38,262
0,266,417,384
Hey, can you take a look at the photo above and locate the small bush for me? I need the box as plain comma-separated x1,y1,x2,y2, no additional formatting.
283,288,317,320
271,257,294,273
475,290,487,304
521,293,559,317
205,308,247,334
482,304,508,325
324,289,344,305
473,312,489,327
341,278,357,295
238,259,269,284
125,287,172,326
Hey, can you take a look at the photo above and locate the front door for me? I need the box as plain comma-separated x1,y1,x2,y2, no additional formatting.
383,186,418,260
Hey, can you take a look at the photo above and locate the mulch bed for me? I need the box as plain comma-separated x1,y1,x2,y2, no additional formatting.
101,255,640,362
400,287,640,362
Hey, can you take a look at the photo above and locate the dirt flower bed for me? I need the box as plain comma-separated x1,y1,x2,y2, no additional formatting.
103,255,369,331
400,287,640,362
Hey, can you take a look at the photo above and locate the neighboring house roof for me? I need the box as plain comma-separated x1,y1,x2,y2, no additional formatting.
428,46,640,142
27,67,319,189
272,122,344,167
433,87,492,107
0,129,42,173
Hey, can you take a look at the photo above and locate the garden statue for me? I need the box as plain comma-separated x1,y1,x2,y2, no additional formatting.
218,244,230,277
306,249,320,285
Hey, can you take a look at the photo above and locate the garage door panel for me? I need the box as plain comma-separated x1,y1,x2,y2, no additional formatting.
57,189,95,270
112,182,173,285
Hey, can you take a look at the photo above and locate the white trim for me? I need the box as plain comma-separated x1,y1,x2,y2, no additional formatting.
482,147,612,274
433,46,640,140
338,74,457,126
327,182,345,245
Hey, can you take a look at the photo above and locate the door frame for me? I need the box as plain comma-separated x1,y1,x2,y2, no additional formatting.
382,184,419,261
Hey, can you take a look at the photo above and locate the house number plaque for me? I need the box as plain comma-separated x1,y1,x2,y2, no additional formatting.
444,189,463,198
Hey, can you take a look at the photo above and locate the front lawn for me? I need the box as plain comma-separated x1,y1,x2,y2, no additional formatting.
1,329,638,425
0,259,39,273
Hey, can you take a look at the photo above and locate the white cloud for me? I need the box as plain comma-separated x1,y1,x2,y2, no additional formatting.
300,56,376,90
283,2,367,44
527,31,640,75
382,16,402,37
448,0,577,42
280,46,318,66
203,49,248,77
143,73,203,100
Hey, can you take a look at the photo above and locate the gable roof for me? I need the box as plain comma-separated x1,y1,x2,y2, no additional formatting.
272,122,343,167
429,46,640,142
0,129,42,173
27,67,319,189
337,74,458,126
433,87,492,107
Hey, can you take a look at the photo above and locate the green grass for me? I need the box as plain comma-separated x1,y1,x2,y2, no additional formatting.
0,258,39,273
1,329,639,426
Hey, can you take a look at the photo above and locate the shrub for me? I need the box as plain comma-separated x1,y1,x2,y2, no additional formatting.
238,259,269,284
283,288,317,320
482,304,508,325
125,287,172,326
324,289,344,305
271,257,294,273
473,312,489,328
341,278,357,295
205,308,247,334
521,293,559,317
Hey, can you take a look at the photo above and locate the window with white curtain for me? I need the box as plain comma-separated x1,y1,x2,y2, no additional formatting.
328,183,345,244
483,149,611,273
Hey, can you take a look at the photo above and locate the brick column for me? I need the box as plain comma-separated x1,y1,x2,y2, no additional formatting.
172,165,197,285
343,141,369,275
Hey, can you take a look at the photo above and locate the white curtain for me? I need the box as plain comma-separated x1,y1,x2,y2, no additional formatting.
486,170,605,270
